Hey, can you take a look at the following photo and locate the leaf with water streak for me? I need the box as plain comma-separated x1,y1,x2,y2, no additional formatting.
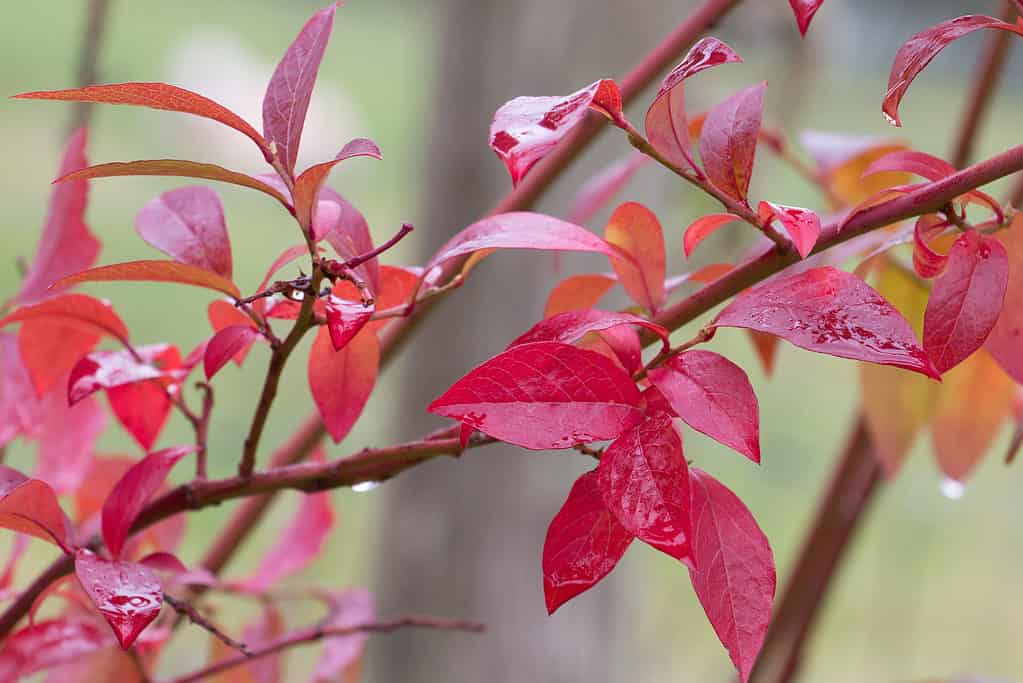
74,551,162,649
0,618,110,681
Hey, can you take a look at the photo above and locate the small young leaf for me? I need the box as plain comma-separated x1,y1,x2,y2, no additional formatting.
74,551,162,649
204,326,262,380
688,468,775,682
788,1,826,36
987,216,1023,382
0,465,71,552
135,186,232,277
597,414,691,561
262,3,338,176
428,341,643,450
53,260,241,299
645,37,742,174
17,128,100,305
923,231,1008,374
309,327,379,443
604,202,666,312
292,139,382,233
510,309,670,353
543,470,633,614
699,82,767,203
490,79,623,186
0,293,129,345
649,350,760,463
568,152,649,226
713,266,940,379
544,273,617,317
757,202,821,259
683,213,741,258
102,446,195,559
0,618,110,680
324,296,374,352
883,16,1023,127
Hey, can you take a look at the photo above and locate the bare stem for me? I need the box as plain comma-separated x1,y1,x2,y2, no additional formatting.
68,0,112,132
163,592,250,656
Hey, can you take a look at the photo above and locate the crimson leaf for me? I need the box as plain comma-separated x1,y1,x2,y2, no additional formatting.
699,82,767,203
509,309,669,354
68,343,178,404
429,341,644,450
74,551,162,649
0,618,109,681
135,186,232,277
713,266,940,379
757,201,821,259
788,1,826,36
543,470,633,614
324,296,374,352
204,325,262,380
0,465,71,553
308,327,379,443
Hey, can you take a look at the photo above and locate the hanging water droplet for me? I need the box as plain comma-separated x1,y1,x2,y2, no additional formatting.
939,477,965,500
352,481,379,493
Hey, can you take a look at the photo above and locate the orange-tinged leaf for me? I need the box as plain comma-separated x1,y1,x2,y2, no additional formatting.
0,466,71,552
931,349,1015,481
545,274,617,317
0,293,129,344
828,143,912,207
683,213,740,259
53,260,241,299
18,319,100,396
746,330,780,376
604,202,666,312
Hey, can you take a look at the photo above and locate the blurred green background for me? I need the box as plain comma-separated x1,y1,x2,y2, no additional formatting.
2,1,1022,681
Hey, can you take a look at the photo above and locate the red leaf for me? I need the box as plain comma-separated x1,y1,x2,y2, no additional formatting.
53,260,241,299
17,319,100,396
688,468,775,682
208,300,258,366
425,212,619,274
649,350,761,462
35,391,106,495
862,149,955,181
645,37,742,174
292,139,382,233
135,186,232,277
0,465,71,552
313,588,375,681
233,488,335,592
923,231,1008,374
987,217,1023,382
757,202,821,259
17,128,100,305
597,414,691,561
490,79,623,186
544,273,617,317
713,267,940,378
324,296,374,352
543,470,633,614
684,213,741,259
913,215,951,278
0,294,129,345
883,16,1023,127
699,82,767,203
0,618,110,681
262,3,338,176
788,1,825,36
568,152,649,226
108,382,173,452
59,160,292,209
15,83,269,157
510,309,670,354
309,327,379,443
74,551,162,649
68,344,178,404
428,341,643,450
604,202,667,312
204,326,262,380
102,446,195,559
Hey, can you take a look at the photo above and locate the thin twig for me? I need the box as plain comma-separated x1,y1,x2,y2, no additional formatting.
68,0,112,133
163,592,250,655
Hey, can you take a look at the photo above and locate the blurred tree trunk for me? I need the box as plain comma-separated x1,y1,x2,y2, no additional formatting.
370,2,666,681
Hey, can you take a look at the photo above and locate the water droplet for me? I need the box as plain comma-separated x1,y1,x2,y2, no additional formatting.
881,111,898,127
939,477,965,500
353,481,379,493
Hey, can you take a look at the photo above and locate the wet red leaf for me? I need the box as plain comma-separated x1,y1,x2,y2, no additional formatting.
74,551,162,649
757,202,821,259
699,82,767,203
0,618,110,681
324,296,374,352
68,344,178,405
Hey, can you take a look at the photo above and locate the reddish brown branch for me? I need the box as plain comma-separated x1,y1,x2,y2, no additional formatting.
69,0,112,132
163,592,250,656
161,614,485,683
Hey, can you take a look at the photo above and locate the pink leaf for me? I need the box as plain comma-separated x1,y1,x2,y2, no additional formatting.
292,139,382,233
102,446,196,559
308,327,379,443
862,149,955,181
317,188,381,294
313,588,375,681
712,266,940,378
235,488,335,592
543,470,633,614
597,414,691,562
0,465,71,552
490,79,624,186
324,296,374,351
699,82,767,203
135,186,232,277
74,551,162,649
757,202,821,259
788,1,826,36
425,212,620,274
428,341,643,450
262,3,338,176
17,128,100,305
683,213,741,258
883,15,1023,127
649,350,761,463
688,468,775,682
604,202,667,312
544,273,617,317
567,152,649,226
987,217,1023,382
204,326,262,380
645,37,742,174
36,391,106,495
0,294,129,346
17,319,100,396
0,618,110,681
923,231,1008,374
510,309,669,354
